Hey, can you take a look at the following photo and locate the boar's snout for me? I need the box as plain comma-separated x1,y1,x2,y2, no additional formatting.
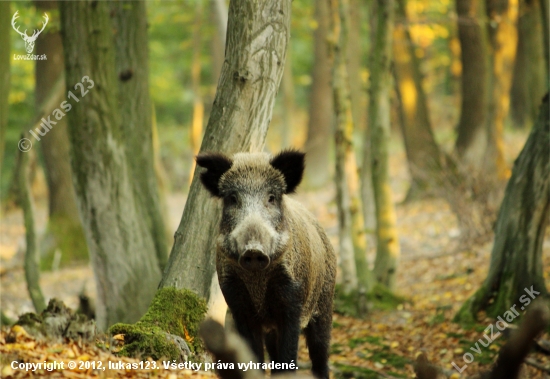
239,248,270,271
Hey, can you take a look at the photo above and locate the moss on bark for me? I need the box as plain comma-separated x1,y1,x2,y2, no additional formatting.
109,288,207,361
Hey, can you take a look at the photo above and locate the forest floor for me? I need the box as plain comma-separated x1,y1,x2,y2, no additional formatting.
1,132,549,378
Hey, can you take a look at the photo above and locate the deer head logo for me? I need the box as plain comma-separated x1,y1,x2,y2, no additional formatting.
11,11,49,54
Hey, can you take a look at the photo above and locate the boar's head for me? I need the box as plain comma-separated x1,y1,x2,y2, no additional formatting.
196,150,305,272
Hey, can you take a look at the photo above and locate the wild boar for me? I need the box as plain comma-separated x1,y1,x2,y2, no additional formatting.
196,150,336,379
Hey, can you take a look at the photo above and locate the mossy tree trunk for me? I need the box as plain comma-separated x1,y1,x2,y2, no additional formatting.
328,0,371,297
510,0,546,129
368,0,400,291
454,94,549,324
35,1,89,267
60,1,163,330
454,0,488,166
393,0,445,199
0,0,9,169
304,0,333,189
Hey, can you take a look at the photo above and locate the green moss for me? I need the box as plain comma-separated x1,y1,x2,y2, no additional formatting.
348,336,382,349
335,284,406,316
109,287,207,360
333,362,382,379
453,285,489,325
366,284,406,311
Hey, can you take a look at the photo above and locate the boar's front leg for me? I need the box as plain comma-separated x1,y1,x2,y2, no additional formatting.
220,277,264,363
267,280,302,374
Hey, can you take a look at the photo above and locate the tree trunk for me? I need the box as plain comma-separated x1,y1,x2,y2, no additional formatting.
159,0,292,299
510,0,546,129
482,0,519,180
455,94,549,323
280,50,294,148
16,140,46,313
304,0,333,189
393,0,445,199
368,0,400,290
329,0,371,296
60,1,163,329
454,0,488,165
35,0,89,267
188,1,205,184
112,1,169,271
0,1,9,169
347,0,363,130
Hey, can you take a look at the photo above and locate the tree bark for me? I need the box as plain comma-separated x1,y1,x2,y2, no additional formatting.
0,1,9,169
16,140,46,313
510,0,546,129
368,0,400,290
454,0,488,165
304,0,333,189
111,1,169,271
188,1,205,184
482,0,519,180
60,1,163,329
35,0,89,266
347,0,363,130
455,94,549,323
210,0,227,90
393,0,445,199
159,0,292,300
328,0,371,296
280,50,295,148
539,0,549,76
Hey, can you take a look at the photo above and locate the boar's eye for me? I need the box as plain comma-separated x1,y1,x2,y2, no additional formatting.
268,194,276,204
226,194,238,205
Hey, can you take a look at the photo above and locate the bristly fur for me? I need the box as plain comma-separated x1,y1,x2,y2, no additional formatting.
269,149,306,193
196,152,233,197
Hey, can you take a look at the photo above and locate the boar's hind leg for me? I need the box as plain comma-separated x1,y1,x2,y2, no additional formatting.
304,312,332,379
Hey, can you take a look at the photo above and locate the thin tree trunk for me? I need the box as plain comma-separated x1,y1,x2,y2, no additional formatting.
455,94,549,323
16,138,46,313
347,0,363,130
304,0,333,189
280,50,294,148
0,1,9,169
60,1,163,329
368,0,399,290
188,1,205,184
35,0,89,266
510,0,546,129
482,0,519,180
159,0,292,300
329,0,371,295
393,0,445,199
454,0,488,165
112,1,169,271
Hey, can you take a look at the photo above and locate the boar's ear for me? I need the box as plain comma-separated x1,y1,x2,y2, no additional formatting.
196,152,233,197
270,149,305,194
